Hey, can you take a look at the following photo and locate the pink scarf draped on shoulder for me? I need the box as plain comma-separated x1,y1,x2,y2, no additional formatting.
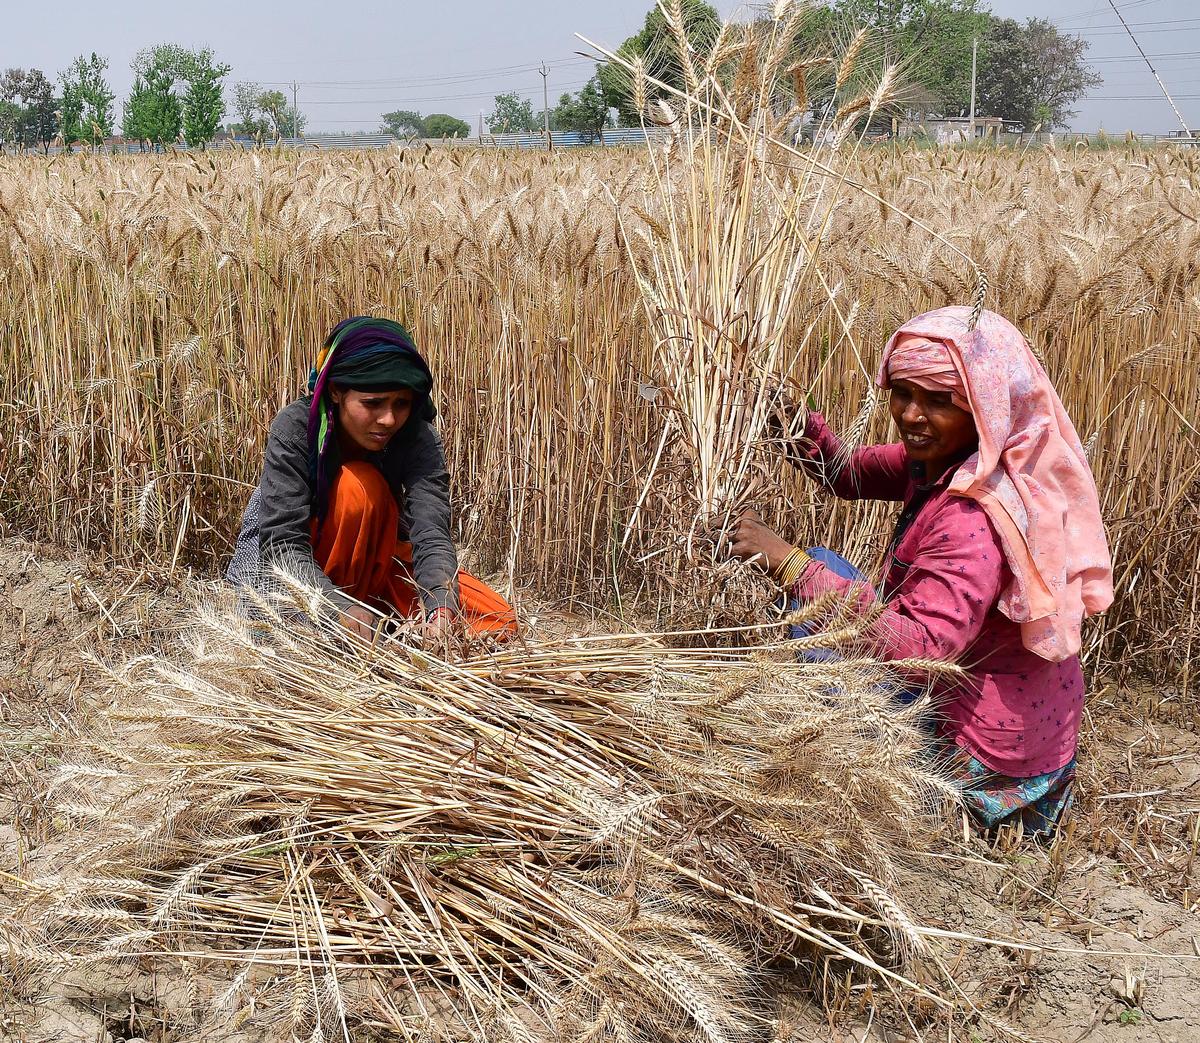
877,306,1114,662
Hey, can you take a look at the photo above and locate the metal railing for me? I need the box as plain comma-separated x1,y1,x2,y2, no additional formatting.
2,127,671,155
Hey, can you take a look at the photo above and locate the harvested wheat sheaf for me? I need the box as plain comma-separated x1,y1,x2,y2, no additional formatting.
2,590,958,1042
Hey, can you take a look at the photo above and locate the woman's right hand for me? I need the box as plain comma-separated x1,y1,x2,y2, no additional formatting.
340,604,379,641
729,510,796,575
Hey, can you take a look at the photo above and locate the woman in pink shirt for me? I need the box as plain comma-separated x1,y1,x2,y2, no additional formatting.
731,307,1113,837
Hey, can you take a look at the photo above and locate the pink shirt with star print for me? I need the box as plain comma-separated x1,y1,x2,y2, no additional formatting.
792,413,1084,777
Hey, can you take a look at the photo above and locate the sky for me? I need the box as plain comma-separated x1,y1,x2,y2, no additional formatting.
4,0,1197,136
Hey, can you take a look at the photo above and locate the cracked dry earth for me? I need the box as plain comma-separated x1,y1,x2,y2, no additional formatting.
1,537,1199,1043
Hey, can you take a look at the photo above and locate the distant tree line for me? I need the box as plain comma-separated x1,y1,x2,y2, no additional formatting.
0,44,238,150
0,45,321,151
597,0,1100,132
481,78,612,143
381,76,612,144
380,110,471,139
0,1,1101,154
123,45,232,148
229,82,306,140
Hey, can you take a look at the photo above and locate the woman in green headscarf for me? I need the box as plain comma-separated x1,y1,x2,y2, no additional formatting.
228,316,517,640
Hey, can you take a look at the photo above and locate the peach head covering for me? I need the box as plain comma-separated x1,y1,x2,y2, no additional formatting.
877,306,1113,662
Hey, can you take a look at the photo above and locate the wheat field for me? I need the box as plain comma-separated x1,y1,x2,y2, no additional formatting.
0,144,1197,684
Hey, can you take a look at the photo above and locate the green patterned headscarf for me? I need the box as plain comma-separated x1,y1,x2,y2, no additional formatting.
307,316,434,521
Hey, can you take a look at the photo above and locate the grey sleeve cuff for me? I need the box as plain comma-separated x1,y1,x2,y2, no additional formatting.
422,580,461,616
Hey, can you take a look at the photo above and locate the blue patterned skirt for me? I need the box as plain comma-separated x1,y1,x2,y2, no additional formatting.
940,743,1076,836
787,547,1076,837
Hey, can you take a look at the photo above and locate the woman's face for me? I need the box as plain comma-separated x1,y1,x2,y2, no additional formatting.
331,387,415,453
888,379,978,474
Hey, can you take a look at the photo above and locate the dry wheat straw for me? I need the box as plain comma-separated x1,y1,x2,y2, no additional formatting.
4,591,958,1041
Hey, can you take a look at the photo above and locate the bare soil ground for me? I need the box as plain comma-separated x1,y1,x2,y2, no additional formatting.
2,537,1199,1043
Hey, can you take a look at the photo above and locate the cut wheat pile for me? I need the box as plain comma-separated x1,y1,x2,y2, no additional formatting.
0,593,969,1041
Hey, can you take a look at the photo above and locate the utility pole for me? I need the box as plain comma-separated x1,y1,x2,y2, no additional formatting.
968,37,977,141
540,61,551,150
1106,0,1192,138
290,80,299,140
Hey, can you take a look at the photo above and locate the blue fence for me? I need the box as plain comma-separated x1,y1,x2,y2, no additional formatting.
479,128,668,149
7,126,1198,156
6,128,669,156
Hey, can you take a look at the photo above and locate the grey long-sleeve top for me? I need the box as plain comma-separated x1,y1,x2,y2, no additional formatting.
226,397,460,616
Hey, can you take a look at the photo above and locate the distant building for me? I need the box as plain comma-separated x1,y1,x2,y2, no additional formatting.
898,116,1023,144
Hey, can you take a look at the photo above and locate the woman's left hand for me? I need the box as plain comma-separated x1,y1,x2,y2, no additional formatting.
729,510,796,575
422,608,455,653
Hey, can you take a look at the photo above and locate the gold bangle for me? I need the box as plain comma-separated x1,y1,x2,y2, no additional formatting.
776,551,803,588
774,547,811,588
785,550,811,587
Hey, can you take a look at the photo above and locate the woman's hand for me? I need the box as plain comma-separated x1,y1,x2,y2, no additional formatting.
729,510,796,575
340,604,380,641
764,382,808,466
765,382,803,436
421,608,455,655
423,608,452,637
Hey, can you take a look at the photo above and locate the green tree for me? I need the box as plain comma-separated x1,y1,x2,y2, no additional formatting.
133,43,193,82
597,0,721,126
231,81,271,138
0,100,21,145
381,109,425,137
122,75,152,145
831,0,989,114
128,46,194,147
181,48,230,147
58,75,85,146
83,54,115,143
975,17,1100,130
60,53,115,146
422,113,470,138
143,60,184,146
1,68,57,150
487,92,536,133
256,89,305,137
552,77,612,143
257,89,287,134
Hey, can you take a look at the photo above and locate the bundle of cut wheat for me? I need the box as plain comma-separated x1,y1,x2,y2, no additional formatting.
2,585,960,1042
596,2,988,627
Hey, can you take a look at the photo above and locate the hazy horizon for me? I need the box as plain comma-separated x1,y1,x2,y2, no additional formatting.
4,0,1197,137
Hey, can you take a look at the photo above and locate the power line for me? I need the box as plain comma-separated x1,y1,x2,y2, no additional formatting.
1057,16,1200,31
1104,0,1193,134
1088,93,1200,100
1064,23,1200,36
1097,76,1200,86
1048,1,1110,21
252,61,588,90
240,54,602,134
1048,0,1166,22
1101,0,1172,10
302,120,469,126
298,79,594,107
249,53,586,69
1087,51,1200,63
262,59,590,90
